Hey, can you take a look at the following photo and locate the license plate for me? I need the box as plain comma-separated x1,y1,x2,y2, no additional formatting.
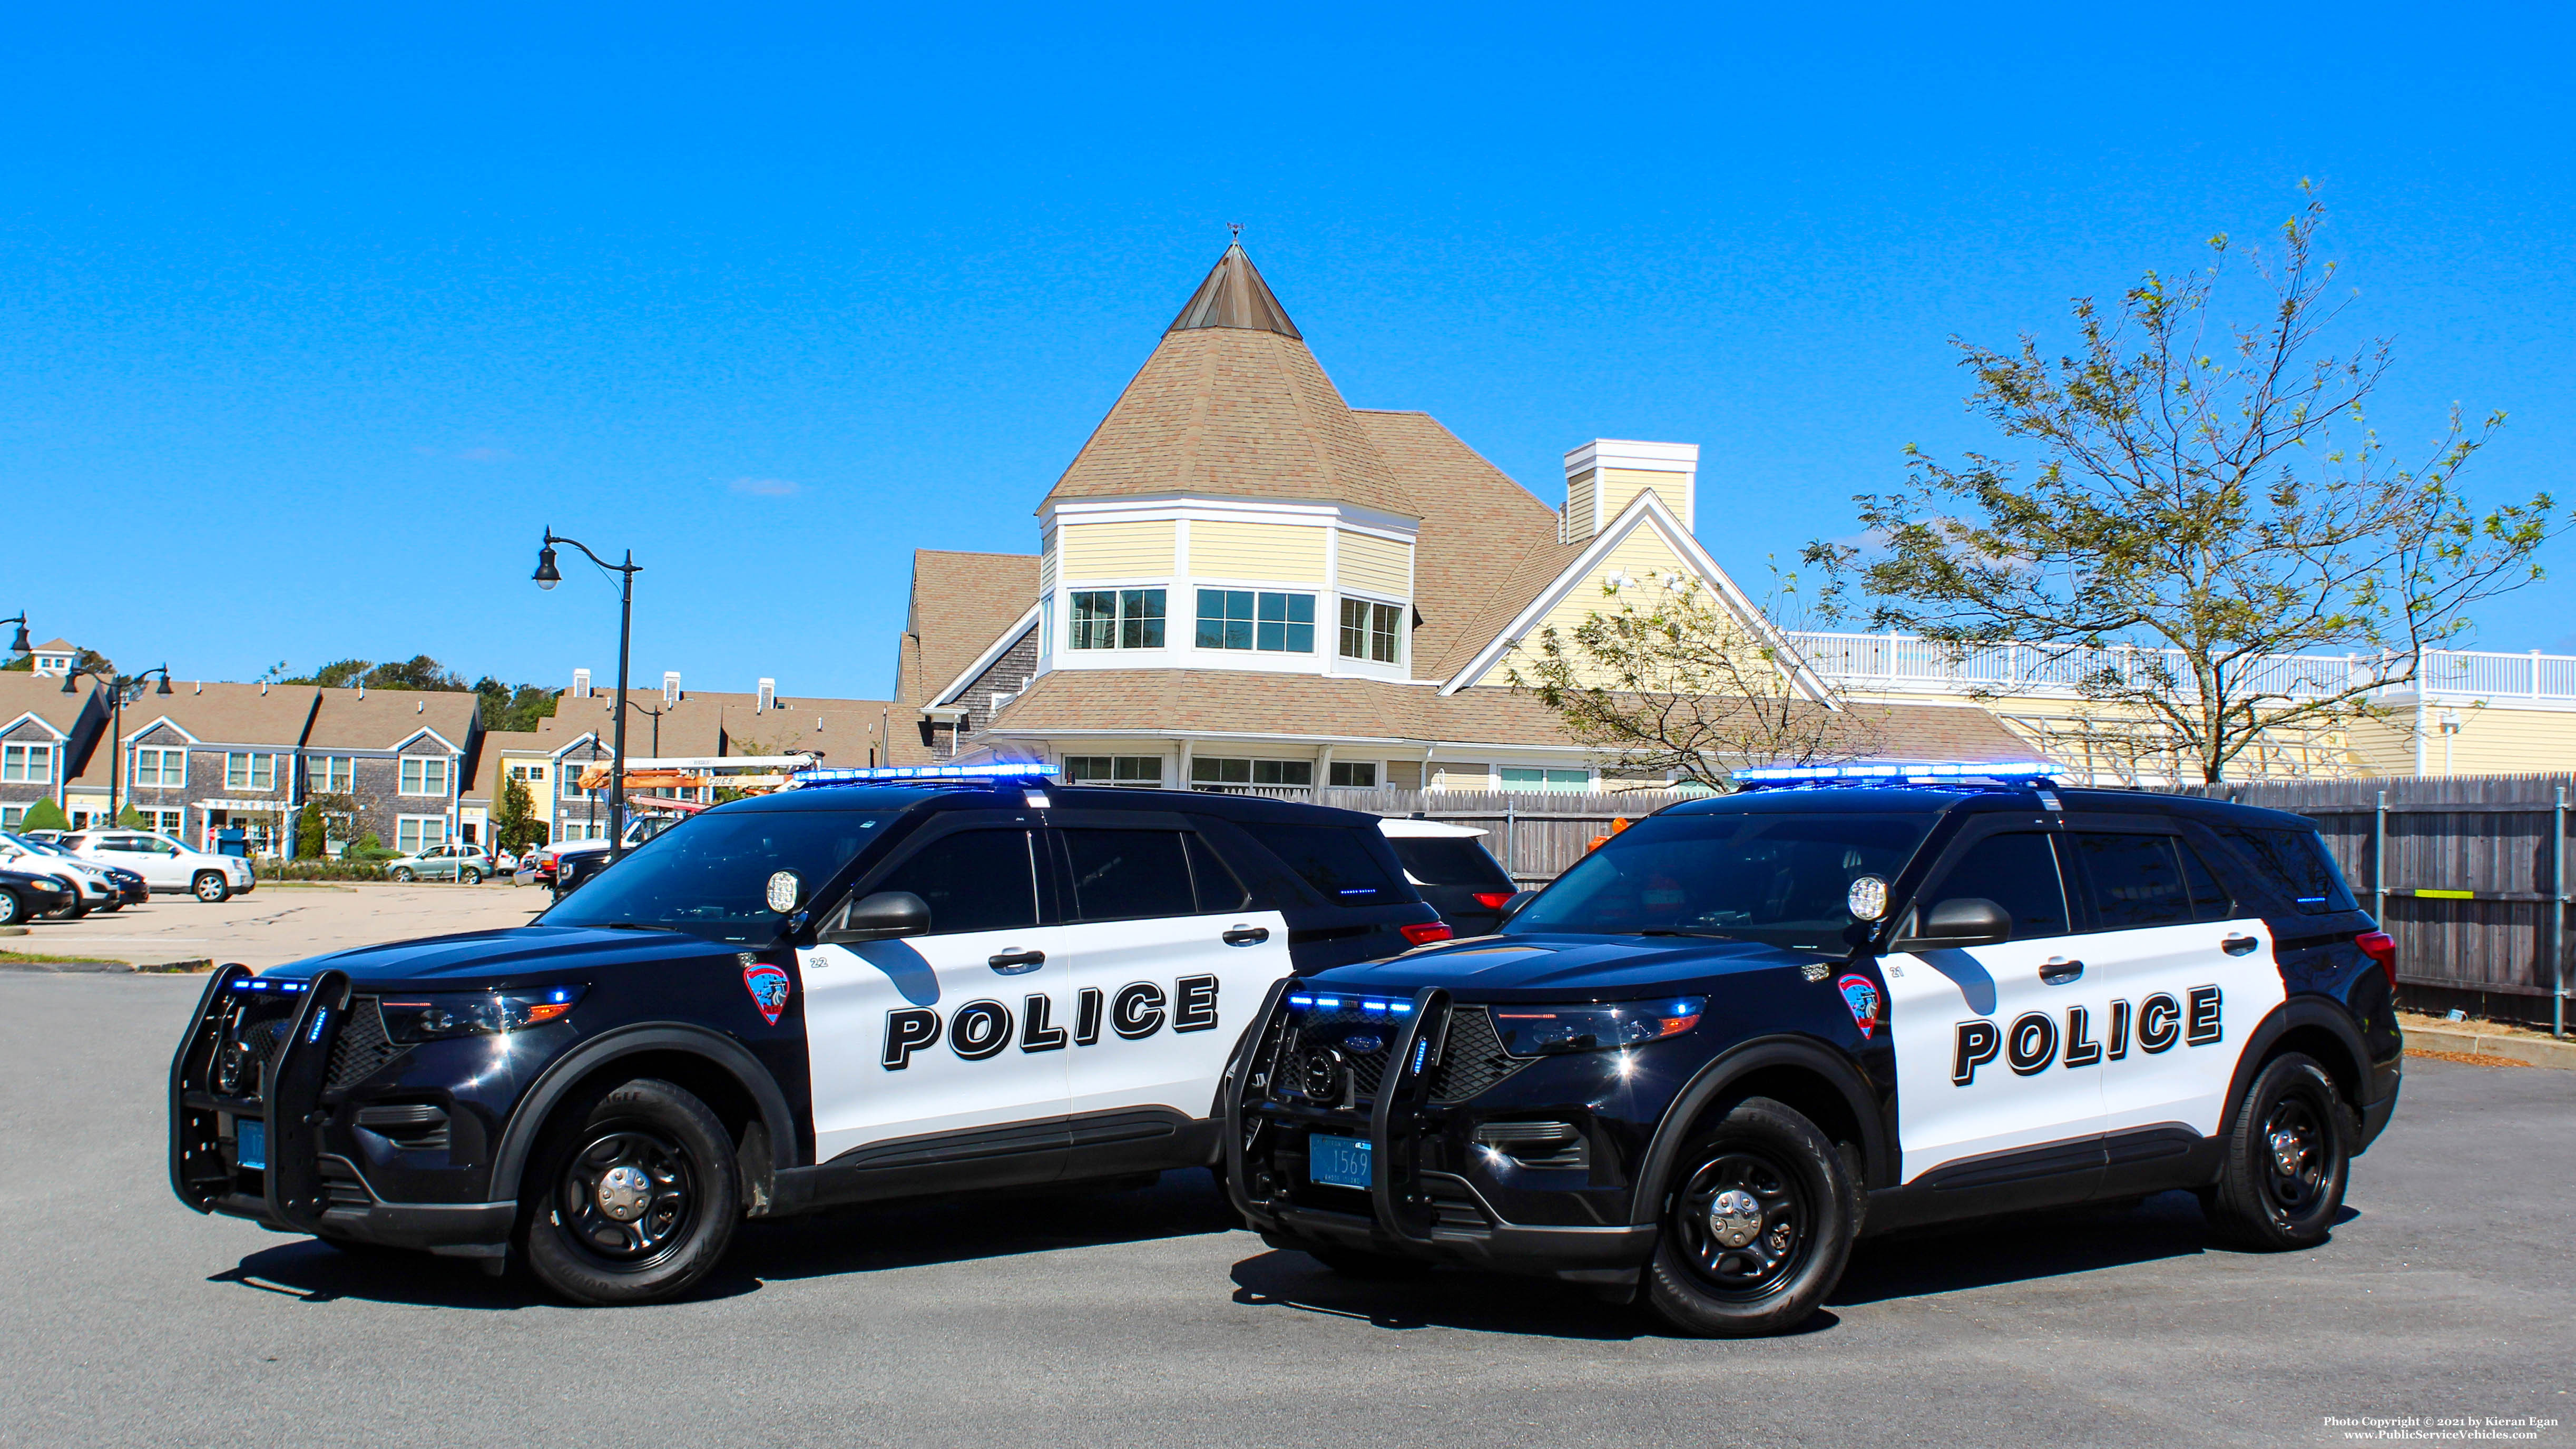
236,1119,266,1171
1308,1134,1372,1190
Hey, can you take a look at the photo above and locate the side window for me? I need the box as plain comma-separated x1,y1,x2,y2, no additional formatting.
1059,828,1198,922
870,829,1039,936
2215,825,2358,915
1185,833,1251,913
1924,832,2068,939
1238,822,1407,906
2176,841,2237,922
2070,833,2195,931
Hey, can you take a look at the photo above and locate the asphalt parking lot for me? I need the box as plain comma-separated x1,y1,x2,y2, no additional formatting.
3,882,541,971
2,971,2567,1449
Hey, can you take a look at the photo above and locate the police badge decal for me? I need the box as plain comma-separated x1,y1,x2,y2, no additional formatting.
743,963,792,1025
1836,974,1882,1039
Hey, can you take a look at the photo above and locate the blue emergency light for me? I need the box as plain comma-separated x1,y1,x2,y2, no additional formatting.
789,762,1061,788
1731,760,2059,791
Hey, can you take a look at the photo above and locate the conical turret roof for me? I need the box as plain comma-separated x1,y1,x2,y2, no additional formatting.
1042,243,1415,517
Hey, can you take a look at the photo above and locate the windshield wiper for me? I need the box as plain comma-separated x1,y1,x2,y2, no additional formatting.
591,921,681,932
1631,927,1738,940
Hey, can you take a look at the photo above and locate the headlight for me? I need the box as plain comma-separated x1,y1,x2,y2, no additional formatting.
1490,997,1705,1056
379,985,586,1043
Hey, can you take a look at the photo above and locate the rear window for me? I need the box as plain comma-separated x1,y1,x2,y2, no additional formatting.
1238,823,1409,907
2215,825,2359,916
1387,836,1512,889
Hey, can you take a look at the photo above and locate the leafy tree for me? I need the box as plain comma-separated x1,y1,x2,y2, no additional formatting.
295,801,327,858
492,775,545,854
1808,189,2564,782
19,798,69,831
366,655,467,692
1507,564,1883,788
474,676,561,732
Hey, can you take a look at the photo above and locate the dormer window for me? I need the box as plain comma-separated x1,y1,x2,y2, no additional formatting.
1070,589,1165,650
1198,590,1314,653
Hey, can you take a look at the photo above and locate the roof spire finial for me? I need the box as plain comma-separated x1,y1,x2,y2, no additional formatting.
1228,221,1242,241
1167,234,1300,338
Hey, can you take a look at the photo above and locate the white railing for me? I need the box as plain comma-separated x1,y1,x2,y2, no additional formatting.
1788,632,2576,704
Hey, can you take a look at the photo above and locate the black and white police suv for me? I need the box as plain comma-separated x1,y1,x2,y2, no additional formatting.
167,766,1451,1304
1221,761,2404,1337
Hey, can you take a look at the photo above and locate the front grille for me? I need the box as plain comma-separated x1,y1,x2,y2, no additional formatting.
326,998,405,1094
1428,1007,1530,1102
217,1004,296,1098
1276,1002,1397,1104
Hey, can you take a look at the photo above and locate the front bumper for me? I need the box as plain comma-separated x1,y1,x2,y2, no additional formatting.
168,965,512,1257
1222,980,1659,1287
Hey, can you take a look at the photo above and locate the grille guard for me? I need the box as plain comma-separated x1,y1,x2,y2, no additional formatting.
1222,978,1453,1250
168,965,355,1231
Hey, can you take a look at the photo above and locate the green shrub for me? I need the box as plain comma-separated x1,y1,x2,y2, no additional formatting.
18,798,69,833
294,802,326,859
255,859,390,882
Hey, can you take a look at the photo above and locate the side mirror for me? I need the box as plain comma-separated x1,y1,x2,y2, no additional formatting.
1498,890,1540,923
1899,897,2012,950
817,890,931,946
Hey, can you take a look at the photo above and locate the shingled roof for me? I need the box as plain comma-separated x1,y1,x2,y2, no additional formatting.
894,550,1040,707
1041,245,1417,519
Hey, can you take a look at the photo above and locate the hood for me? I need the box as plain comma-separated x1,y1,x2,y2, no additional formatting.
259,925,742,987
1305,932,1834,1003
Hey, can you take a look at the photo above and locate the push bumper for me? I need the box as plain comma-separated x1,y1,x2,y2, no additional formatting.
168,964,513,1258
1222,980,1657,1287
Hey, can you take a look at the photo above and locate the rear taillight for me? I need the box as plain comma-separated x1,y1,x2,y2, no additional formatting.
2355,929,2397,988
1471,891,1514,910
1398,921,1453,946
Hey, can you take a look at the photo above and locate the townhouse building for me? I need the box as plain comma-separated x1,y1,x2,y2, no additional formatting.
0,672,109,830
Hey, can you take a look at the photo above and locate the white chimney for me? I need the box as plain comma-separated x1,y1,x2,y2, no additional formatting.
573,668,592,698
1561,439,1698,544
757,678,776,713
662,671,681,706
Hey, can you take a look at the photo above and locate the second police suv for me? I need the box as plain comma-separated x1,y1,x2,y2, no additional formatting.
169,766,1452,1305
1221,760,2402,1336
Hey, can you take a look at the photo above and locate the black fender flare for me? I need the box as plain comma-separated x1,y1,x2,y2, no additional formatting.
488,1023,800,1205
1628,1035,1890,1228
2214,995,2374,1143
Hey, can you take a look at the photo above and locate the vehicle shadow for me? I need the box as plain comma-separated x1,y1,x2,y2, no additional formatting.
704,1167,1244,1289
207,1240,601,1311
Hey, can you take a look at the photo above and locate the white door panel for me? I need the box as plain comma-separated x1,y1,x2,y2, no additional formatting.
1055,910,1290,1120
1883,939,2107,1183
801,926,1073,1162
2087,916,2283,1137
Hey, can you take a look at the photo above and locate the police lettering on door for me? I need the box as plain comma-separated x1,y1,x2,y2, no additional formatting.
1953,985,2225,1085
881,975,1222,1069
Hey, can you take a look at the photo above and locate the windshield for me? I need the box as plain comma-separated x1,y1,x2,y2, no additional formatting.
1503,811,1933,950
541,808,900,944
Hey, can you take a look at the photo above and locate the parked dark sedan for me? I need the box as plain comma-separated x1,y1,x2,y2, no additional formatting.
0,866,79,926
1377,818,1517,936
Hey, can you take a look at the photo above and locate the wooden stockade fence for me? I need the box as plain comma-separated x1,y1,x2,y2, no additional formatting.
1305,787,1711,887
2178,774,2573,1032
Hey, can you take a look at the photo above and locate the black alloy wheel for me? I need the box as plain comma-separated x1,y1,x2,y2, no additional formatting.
1641,1096,1854,1337
2204,1052,2348,1250
522,1077,740,1306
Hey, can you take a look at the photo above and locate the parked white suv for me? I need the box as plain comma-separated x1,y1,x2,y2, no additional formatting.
61,830,256,902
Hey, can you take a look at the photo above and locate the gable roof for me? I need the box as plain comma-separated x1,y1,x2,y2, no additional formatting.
306,687,479,750
123,682,320,748
897,550,1040,707
0,672,105,739
1040,246,1416,518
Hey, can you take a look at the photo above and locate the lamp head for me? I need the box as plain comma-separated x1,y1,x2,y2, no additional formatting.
533,543,562,590
8,620,26,654
154,672,173,696
60,670,76,694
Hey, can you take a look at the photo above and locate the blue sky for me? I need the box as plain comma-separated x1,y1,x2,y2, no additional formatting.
5,3,2570,700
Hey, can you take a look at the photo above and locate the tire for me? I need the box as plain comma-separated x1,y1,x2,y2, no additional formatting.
521,1078,741,1306
459,867,482,885
1641,1096,1855,1338
46,895,89,921
1307,1246,1433,1279
390,867,415,883
192,872,230,903
0,889,21,926
2202,1052,2348,1251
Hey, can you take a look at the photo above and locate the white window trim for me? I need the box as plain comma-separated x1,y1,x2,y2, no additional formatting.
395,814,449,853
1064,586,1172,653
1335,594,1408,667
398,756,452,797
0,742,54,784
1190,587,1321,655
224,752,279,791
133,746,188,789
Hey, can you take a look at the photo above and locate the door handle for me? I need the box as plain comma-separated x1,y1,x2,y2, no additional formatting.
1221,926,1270,946
2222,935,2260,957
987,950,1046,975
2038,957,2084,985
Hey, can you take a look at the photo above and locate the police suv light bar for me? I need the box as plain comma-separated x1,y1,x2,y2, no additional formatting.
1732,760,2059,790
788,762,1061,787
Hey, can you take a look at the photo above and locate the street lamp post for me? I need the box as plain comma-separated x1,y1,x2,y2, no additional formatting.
534,530,642,864
2,613,31,660
61,663,173,826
